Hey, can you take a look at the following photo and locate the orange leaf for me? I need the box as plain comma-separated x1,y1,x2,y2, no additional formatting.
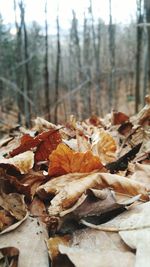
48,143,103,176
10,130,62,162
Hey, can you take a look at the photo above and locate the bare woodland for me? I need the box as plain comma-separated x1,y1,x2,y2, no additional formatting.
0,0,150,128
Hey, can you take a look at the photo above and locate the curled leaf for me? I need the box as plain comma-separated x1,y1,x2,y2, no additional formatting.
10,129,62,162
47,172,148,216
0,151,34,174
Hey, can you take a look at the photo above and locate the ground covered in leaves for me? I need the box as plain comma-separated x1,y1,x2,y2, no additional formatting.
0,96,150,267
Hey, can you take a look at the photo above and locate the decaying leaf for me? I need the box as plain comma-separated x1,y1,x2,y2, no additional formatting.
0,151,34,174
48,143,103,177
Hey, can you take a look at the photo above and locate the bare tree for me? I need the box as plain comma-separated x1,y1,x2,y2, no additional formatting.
54,14,61,123
135,0,143,112
14,0,24,124
144,0,150,95
71,10,83,119
108,0,116,110
21,1,32,126
44,0,50,121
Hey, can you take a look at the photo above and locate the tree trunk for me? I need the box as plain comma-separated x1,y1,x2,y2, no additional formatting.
54,15,61,124
144,0,150,95
135,0,143,112
44,0,51,121
108,0,116,111
19,0,32,127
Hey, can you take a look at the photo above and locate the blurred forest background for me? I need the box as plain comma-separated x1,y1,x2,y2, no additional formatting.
0,0,150,128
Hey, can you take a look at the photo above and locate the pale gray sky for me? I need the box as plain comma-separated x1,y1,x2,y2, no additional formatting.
0,0,136,33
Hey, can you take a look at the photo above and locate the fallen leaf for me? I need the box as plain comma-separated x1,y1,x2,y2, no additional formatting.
37,173,88,199
48,143,103,176
131,95,150,126
10,129,62,162
0,210,15,232
130,163,150,186
47,172,148,216
0,217,49,267
47,229,135,267
0,151,34,174
29,196,48,224
68,189,140,220
0,192,28,235
120,229,150,267
20,170,47,197
81,201,150,232
46,235,72,267
106,143,142,173
91,129,117,164
0,192,27,220
112,111,129,125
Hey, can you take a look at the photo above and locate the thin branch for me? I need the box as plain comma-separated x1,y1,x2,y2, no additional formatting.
0,77,35,109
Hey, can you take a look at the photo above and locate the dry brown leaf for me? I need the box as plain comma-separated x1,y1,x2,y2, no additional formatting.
0,210,15,232
91,129,117,164
47,172,148,216
37,173,87,199
20,170,47,197
0,192,28,235
82,201,150,232
48,143,103,176
0,217,49,267
0,151,34,174
0,192,27,221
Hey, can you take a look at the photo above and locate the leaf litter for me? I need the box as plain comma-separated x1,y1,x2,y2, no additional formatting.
0,96,150,266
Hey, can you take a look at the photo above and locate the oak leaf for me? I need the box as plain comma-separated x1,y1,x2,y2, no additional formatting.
48,143,103,176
